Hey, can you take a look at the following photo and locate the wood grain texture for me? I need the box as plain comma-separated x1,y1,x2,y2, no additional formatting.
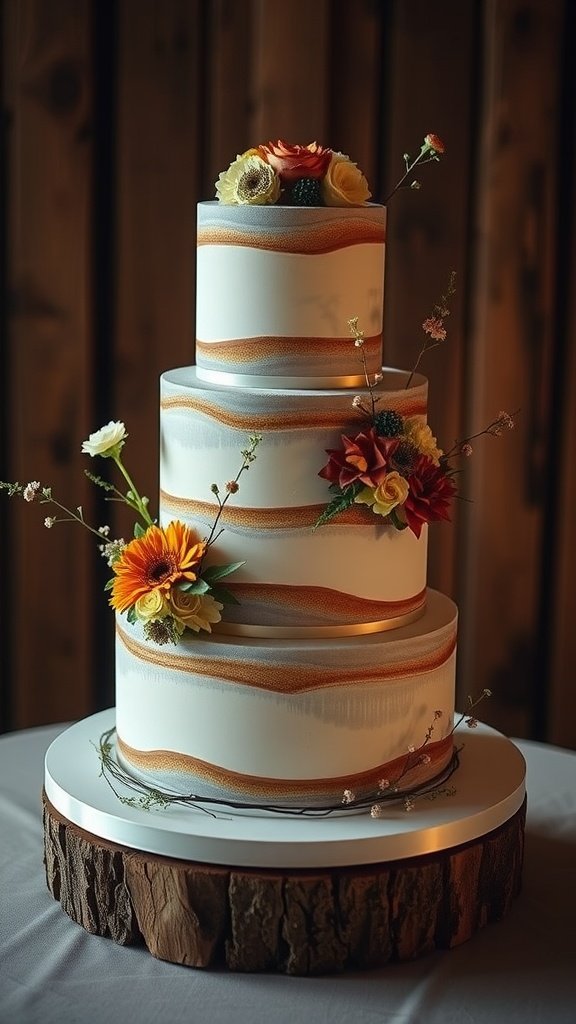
204,0,253,187
381,0,476,601
114,0,202,529
1,0,574,746
458,0,565,736
327,0,384,190
548,28,576,747
2,0,96,728
43,792,526,975
250,0,329,142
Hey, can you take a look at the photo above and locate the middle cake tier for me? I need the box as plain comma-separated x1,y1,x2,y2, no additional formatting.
160,366,429,634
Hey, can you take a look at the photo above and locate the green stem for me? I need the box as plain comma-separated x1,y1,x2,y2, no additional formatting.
113,456,153,527
405,346,426,390
204,460,248,550
384,148,437,203
42,497,106,540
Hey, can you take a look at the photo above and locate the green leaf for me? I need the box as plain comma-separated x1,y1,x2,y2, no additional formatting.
133,522,145,539
313,486,359,530
389,508,409,531
127,606,137,624
201,560,245,581
207,583,240,606
178,578,210,595
103,577,115,592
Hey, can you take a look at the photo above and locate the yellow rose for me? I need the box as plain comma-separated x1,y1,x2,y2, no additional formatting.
215,154,280,206
134,588,169,622
404,418,443,465
169,589,224,633
320,153,371,207
355,471,409,518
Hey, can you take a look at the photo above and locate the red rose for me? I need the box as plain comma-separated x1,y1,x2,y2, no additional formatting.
259,140,332,183
403,456,456,538
319,430,398,490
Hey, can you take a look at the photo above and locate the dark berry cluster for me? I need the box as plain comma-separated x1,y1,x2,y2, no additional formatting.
288,177,323,206
373,409,404,438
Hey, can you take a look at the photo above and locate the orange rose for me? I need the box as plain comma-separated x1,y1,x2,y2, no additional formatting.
259,140,332,183
424,133,445,155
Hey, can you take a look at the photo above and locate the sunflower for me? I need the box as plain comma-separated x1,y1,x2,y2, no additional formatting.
110,521,206,613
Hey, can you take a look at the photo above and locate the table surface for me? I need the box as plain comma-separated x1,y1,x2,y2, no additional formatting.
1,722,575,1024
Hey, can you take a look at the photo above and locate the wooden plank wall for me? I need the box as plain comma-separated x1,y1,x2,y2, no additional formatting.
1,0,574,747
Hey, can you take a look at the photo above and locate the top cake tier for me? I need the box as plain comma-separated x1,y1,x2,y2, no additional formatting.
195,202,386,386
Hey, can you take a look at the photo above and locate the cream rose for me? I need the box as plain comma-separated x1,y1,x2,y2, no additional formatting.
169,589,224,633
320,153,371,207
216,154,280,206
134,588,169,622
355,471,409,518
404,418,443,465
81,420,127,458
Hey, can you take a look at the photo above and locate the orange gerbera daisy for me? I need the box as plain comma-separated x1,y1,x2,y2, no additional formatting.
110,521,206,613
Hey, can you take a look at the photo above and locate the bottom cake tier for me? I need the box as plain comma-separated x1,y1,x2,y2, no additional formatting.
115,588,457,809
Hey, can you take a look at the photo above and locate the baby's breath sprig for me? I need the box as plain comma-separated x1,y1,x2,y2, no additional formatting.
441,411,517,463
405,270,457,389
461,688,493,730
204,434,263,549
0,480,109,541
347,317,382,419
349,690,494,818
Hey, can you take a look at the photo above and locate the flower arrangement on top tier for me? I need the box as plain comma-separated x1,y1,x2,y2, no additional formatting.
215,133,445,207
1,423,262,646
315,276,516,536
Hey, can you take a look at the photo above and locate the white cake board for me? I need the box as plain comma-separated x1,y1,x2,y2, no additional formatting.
44,708,526,869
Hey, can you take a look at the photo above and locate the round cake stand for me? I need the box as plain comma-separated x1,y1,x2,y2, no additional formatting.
43,709,526,975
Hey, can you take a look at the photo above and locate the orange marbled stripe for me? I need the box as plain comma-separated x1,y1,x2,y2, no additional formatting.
160,393,427,427
197,219,385,255
195,334,381,366
222,583,426,621
116,621,457,693
116,733,453,800
159,491,373,528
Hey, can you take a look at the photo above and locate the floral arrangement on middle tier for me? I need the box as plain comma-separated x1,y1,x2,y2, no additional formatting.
316,300,515,537
1,424,263,646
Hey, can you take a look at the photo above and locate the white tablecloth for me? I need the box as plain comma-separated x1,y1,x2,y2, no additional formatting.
1,723,575,1024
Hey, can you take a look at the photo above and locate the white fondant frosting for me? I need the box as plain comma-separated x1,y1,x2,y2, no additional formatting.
196,202,386,379
159,366,429,628
113,201,460,812
115,591,457,805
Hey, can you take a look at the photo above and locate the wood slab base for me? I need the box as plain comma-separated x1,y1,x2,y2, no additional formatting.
43,791,525,975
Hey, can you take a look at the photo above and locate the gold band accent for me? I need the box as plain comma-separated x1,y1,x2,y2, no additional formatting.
212,608,424,638
195,367,376,390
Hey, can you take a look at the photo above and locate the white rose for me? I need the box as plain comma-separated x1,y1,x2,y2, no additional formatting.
81,421,127,458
